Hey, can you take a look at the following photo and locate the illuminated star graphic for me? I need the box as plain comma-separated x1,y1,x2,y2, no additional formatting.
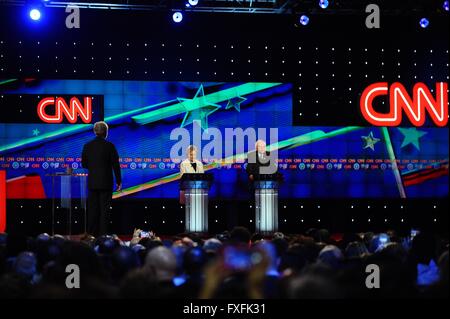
398,127,427,150
32,128,40,136
177,84,221,130
361,131,380,151
225,96,247,112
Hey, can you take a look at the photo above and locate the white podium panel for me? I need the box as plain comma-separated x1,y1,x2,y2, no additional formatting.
180,174,212,234
254,179,279,234
185,188,209,233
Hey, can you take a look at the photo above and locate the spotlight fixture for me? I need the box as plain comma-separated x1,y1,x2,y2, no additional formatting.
419,18,429,28
319,0,329,9
444,1,449,11
173,11,183,23
188,0,199,6
299,15,310,26
29,8,41,21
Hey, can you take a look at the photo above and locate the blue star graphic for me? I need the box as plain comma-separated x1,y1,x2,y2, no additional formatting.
177,84,221,130
32,128,40,136
361,131,380,151
398,127,427,150
225,96,247,112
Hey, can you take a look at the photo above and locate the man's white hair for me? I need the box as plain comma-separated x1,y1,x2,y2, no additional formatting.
93,121,109,138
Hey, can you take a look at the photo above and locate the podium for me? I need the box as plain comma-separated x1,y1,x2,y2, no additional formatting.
254,174,282,234
180,173,213,233
47,172,87,236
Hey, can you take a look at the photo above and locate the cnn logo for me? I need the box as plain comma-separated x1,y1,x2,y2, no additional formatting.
360,82,448,127
37,96,92,124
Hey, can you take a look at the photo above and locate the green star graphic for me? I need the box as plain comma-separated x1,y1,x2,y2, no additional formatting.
398,127,427,150
225,96,247,112
177,84,221,130
32,128,40,136
361,131,380,151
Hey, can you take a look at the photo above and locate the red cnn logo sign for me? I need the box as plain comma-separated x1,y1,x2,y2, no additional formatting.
360,82,448,127
37,96,92,124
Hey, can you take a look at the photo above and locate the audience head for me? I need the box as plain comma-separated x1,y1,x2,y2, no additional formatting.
111,246,141,282
183,247,207,276
145,246,177,282
229,227,251,245
345,241,369,258
13,252,37,282
318,245,344,269
203,238,222,253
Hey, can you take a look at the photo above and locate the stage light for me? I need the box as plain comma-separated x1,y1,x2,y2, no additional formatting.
29,8,41,21
444,1,449,11
299,15,310,26
188,0,199,6
419,18,429,28
319,0,329,9
173,12,183,23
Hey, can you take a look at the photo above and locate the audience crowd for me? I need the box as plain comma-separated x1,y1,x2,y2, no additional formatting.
0,227,448,298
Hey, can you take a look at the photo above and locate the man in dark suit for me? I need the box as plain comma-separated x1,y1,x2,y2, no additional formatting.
246,140,277,180
82,121,121,236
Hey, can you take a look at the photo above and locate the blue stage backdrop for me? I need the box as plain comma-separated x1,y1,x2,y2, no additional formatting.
0,79,448,199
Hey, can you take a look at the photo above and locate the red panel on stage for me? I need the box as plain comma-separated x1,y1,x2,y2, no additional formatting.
0,171,6,233
6,174,47,199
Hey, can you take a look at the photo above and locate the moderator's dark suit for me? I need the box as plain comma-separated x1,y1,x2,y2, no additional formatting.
82,136,121,236
245,151,278,214
245,151,277,178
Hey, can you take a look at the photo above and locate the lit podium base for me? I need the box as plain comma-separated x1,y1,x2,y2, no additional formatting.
47,172,87,236
254,176,280,234
180,173,213,233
